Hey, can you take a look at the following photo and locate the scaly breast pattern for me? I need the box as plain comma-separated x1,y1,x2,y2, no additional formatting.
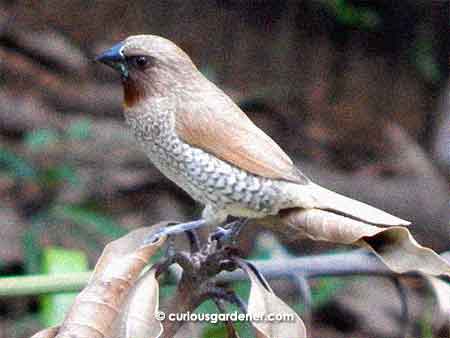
125,100,287,217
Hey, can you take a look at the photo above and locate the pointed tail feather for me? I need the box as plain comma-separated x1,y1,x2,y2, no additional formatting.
308,183,410,226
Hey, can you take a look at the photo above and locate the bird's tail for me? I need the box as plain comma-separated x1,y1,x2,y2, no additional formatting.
305,183,410,226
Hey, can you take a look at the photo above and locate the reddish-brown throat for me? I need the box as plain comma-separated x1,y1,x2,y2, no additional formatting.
122,76,146,108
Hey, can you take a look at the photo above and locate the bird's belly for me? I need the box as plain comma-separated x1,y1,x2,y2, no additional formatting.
139,136,291,217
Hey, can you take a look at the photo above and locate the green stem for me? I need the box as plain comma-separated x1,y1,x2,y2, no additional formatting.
0,272,91,296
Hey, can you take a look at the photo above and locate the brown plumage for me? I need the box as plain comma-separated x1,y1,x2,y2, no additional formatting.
96,34,410,228
123,77,146,108
174,92,309,184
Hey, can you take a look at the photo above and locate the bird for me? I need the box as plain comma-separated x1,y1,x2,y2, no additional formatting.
96,34,409,240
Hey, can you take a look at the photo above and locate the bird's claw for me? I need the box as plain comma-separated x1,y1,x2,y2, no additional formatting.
143,230,165,246
210,226,233,242
209,218,248,246
142,219,208,246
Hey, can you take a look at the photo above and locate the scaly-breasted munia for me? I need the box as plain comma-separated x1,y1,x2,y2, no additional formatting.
96,35,409,239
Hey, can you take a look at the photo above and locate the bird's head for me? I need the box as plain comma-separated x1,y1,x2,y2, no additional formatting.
96,35,199,108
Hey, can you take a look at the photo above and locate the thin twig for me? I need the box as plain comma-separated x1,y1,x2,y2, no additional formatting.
390,276,410,338
213,298,240,338
204,286,247,313
3,249,448,297
185,229,201,253
291,274,312,328
210,250,399,284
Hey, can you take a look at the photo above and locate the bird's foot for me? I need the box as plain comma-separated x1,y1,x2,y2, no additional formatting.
210,218,248,246
143,219,207,246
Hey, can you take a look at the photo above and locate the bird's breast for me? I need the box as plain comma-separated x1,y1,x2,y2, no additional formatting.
125,112,289,216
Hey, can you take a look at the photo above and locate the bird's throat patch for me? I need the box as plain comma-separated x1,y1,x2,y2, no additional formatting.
123,78,145,108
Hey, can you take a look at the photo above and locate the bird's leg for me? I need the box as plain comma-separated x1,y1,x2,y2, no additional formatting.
231,218,249,239
143,219,208,245
185,229,201,253
211,217,249,246
165,234,176,257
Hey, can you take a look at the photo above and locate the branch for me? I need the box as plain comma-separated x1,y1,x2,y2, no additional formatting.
0,272,91,297
2,249,449,297
162,249,447,284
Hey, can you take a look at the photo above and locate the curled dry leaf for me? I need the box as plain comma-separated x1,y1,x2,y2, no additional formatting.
54,225,167,338
114,267,163,338
425,276,450,333
361,227,450,276
236,258,307,338
30,326,60,338
260,209,450,276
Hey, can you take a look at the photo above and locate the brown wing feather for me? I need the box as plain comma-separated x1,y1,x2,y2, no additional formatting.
175,84,308,184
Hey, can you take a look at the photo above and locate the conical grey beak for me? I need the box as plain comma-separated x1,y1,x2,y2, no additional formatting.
96,41,128,78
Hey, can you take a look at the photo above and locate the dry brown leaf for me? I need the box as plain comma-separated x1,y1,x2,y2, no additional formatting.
361,227,450,276
30,326,60,338
237,258,307,338
114,267,163,338
54,225,166,338
426,276,450,334
260,209,450,276
255,331,269,338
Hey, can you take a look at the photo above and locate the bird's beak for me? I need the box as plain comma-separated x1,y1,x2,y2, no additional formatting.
95,41,128,78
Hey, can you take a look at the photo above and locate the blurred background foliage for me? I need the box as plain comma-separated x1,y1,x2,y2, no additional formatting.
0,1,448,337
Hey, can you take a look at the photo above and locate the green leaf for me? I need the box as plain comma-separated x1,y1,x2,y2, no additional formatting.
40,247,88,326
195,299,218,316
202,322,228,338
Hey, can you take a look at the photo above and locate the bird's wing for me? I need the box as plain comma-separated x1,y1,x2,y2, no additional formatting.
174,81,410,226
175,86,308,184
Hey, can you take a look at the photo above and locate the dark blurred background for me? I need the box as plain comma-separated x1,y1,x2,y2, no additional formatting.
0,1,449,337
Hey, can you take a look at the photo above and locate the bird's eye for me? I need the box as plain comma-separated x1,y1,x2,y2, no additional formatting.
131,55,150,69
